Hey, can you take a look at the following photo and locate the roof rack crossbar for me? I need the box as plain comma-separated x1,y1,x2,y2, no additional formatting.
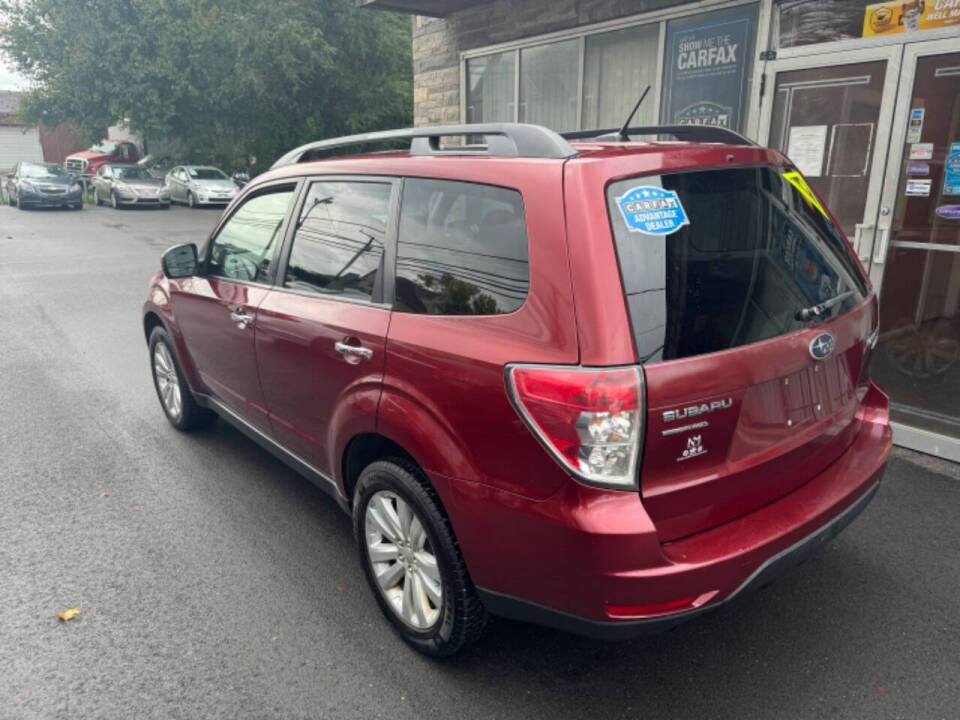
561,124,757,146
271,123,577,169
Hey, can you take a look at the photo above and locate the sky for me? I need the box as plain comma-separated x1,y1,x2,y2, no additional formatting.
0,59,25,90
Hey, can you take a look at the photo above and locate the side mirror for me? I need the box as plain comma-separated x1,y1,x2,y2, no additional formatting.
162,243,198,279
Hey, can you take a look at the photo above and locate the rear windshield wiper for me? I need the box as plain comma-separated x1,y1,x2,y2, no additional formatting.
795,290,856,321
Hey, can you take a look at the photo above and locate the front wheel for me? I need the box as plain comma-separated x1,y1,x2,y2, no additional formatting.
354,459,487,656
148,327,216,431
111,191,119,209
187,191,196,208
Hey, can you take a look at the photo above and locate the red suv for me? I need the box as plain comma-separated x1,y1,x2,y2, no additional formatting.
142,123,891,656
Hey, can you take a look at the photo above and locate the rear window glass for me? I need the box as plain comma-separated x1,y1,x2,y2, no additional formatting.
607,166,868,363
395,178,529,316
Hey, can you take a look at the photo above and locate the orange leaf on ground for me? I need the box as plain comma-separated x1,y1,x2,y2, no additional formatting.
57,608,80,622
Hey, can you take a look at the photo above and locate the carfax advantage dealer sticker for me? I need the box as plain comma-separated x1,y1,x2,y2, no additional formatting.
616,186,690,235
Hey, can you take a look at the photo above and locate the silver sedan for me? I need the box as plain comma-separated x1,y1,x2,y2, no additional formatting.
92,164,171,209
165,166,239,207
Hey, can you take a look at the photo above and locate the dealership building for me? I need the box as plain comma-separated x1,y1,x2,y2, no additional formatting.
361,0,960,461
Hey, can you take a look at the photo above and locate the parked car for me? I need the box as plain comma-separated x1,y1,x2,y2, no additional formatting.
142,123,891,656
165,165,239,207
65,140,139,178
4,161,83,210
138,153,174,179
93,164,170,209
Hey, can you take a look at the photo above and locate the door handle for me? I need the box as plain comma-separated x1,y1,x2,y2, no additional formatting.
334,341,373,361
229,311,254,327
853,223,874,262
873,227,890,264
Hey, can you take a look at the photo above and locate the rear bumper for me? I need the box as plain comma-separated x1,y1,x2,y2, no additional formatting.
441,383,891,638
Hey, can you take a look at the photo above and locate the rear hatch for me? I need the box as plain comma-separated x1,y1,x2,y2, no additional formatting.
606,164,876,542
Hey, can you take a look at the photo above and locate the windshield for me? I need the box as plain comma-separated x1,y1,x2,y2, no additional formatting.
187,167,228,180
21,163,68,179
89,140,118,153
607,165,868,363
113,166,152,180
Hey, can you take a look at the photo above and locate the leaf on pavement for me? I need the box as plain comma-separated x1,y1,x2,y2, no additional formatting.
57,608,80,622
100,491,109,498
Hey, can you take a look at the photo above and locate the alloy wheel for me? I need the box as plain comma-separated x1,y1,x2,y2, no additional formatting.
153,341,183,420
364,490,442,630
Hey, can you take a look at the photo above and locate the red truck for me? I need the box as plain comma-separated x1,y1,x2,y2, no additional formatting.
65,139,139,177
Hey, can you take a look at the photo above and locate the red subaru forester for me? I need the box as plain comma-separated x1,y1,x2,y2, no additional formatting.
143,123,891,656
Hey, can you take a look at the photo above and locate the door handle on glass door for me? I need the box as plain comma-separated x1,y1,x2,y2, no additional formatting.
873,227,890,263
334,341,373,361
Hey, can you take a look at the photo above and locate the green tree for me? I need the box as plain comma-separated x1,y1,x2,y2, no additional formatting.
0,0,412,169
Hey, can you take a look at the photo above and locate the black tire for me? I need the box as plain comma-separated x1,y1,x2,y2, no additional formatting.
187,191,196,208
95,189,102,206
148,326,216,431
71,203,83,210
111,191,119,209
161,203,170,210
353,458,487,657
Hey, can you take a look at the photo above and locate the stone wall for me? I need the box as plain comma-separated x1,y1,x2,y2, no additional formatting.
411,0,697,126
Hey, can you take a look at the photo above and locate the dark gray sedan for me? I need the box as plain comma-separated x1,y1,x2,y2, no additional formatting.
92,164,171,209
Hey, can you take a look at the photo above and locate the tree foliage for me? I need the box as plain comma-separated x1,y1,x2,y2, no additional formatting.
0,0,412,168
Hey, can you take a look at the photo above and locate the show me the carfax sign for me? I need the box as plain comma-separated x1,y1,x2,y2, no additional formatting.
660,4,756,132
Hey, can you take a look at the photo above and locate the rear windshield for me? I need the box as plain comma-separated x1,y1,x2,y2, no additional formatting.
607,166,868,363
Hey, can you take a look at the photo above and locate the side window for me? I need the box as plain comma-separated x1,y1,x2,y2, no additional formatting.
284,180,390,302
395,178,529,315
207,188,293,283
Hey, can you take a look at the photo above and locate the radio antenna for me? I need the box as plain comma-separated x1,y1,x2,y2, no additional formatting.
615,85,651,142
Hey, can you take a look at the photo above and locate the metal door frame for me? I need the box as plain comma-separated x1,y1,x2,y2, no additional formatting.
871,37,960,463
757,45,904,273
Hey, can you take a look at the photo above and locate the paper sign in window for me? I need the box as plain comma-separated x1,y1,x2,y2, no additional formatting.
787,125,828,177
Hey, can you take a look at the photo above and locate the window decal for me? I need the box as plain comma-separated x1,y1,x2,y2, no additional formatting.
615,186,689,235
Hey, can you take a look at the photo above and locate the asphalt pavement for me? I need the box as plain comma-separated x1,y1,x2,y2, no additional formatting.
1,201,958,720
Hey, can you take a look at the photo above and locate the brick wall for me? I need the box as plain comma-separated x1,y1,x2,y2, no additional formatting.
411,0,696,126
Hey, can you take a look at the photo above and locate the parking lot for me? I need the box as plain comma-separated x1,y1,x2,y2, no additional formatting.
1,202,958,719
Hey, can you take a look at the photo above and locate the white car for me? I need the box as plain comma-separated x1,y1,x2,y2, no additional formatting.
165,166,239,207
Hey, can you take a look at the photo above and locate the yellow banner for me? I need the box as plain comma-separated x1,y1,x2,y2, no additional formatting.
863,0,960,37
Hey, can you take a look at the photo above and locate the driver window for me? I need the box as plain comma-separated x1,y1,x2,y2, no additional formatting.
207,188,294,284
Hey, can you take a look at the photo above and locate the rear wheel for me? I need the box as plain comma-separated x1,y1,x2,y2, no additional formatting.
148,326,215,431
354,459,487,656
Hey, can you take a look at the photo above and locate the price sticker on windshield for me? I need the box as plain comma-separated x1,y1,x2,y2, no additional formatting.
616,186,689,235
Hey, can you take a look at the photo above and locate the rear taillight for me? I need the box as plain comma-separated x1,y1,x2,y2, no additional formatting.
506,365,644,489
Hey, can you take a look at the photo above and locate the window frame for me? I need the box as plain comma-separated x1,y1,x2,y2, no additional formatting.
460,0,765,136
272,174,401,309
201,178,304,288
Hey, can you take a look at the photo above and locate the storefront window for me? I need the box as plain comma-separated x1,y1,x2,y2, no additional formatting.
466,50,515,124
582,24,659,130
518,39,579,132
778,0,872,48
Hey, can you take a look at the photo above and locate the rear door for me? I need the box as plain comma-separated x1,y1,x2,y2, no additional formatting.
170,182,298,434
605,164,876,541
254,177,396,476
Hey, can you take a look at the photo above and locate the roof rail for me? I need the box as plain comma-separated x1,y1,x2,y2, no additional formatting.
561,124,757,146
271,123,577,169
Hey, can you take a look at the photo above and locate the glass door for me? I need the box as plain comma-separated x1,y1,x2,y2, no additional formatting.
758,47,902,270
870,39,960,461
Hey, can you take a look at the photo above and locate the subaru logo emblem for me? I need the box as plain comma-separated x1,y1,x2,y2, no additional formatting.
809,332,835,360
